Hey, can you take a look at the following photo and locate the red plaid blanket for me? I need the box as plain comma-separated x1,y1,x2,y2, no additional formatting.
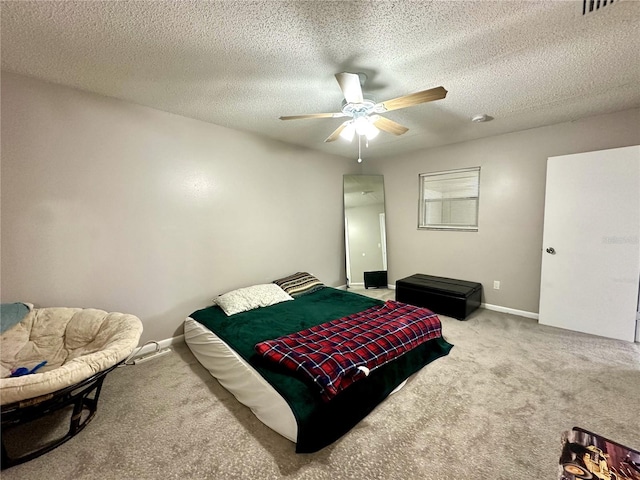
254,300,442,402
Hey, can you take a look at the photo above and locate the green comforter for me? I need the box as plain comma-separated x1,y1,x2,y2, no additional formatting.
190,287,453,453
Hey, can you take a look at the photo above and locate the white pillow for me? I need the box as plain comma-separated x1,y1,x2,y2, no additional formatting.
214,284,293,316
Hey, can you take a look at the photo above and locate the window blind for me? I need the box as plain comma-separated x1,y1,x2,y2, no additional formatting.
419,167,480,230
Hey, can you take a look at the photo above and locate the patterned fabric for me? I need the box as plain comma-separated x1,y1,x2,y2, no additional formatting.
272,272,324,298
255,300,442,402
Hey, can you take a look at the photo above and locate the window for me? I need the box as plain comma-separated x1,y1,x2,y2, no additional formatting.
418,167,480,231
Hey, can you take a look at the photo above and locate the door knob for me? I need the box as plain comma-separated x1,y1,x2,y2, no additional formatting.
546,247,556,255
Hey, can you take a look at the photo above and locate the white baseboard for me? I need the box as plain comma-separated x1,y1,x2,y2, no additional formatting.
136,334,185,357
481,303,539,320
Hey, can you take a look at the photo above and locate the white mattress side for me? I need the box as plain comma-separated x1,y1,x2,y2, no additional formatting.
183,317,298,442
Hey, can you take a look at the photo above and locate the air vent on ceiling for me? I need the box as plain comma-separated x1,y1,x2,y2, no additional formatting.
583,0,617,15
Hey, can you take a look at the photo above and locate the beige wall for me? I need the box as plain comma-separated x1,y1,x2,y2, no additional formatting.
2,72,638,341
1,72,356,344
364,108,640,314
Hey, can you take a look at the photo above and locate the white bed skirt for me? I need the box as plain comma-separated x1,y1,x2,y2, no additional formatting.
183,317,298,442
184,316,409,445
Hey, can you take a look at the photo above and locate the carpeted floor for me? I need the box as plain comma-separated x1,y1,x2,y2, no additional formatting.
3,288,639,479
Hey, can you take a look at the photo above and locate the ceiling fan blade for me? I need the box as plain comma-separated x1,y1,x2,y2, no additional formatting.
371,115,409,135
378,86,447,112
280,112,345,120
335,72,364,104
324,122,350,143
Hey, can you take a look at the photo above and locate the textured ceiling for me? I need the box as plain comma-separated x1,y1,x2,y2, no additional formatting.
2,1,639,160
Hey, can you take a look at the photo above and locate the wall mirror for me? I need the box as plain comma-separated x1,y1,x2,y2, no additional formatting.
343,175,388,288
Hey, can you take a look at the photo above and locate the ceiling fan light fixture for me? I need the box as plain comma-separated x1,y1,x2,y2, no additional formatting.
364,123,379,140
339,122,356,142
354,116,379,140
281,72,447,146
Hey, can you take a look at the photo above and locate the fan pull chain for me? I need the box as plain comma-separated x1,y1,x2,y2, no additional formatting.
357,135,362,163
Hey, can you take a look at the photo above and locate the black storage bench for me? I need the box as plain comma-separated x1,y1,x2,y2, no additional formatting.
364,271,388,289
395,274,482,320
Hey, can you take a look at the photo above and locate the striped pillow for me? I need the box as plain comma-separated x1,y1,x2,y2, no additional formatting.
273,272,324,298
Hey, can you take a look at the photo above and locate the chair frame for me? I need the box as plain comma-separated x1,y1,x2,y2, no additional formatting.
1,362,121,469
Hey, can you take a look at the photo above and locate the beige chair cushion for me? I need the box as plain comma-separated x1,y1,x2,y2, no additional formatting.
0,306,143,405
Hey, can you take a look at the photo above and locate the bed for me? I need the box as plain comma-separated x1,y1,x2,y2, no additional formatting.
184,276,452,453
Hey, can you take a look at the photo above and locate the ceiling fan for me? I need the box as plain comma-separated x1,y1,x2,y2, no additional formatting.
279,72,447,144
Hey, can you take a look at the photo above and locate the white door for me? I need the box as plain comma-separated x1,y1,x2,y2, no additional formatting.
539,145,640,342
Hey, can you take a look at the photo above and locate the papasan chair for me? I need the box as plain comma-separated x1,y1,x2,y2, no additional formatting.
0,303,143,469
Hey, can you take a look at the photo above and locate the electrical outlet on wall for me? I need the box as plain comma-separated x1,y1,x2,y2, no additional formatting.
493,280,500,290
